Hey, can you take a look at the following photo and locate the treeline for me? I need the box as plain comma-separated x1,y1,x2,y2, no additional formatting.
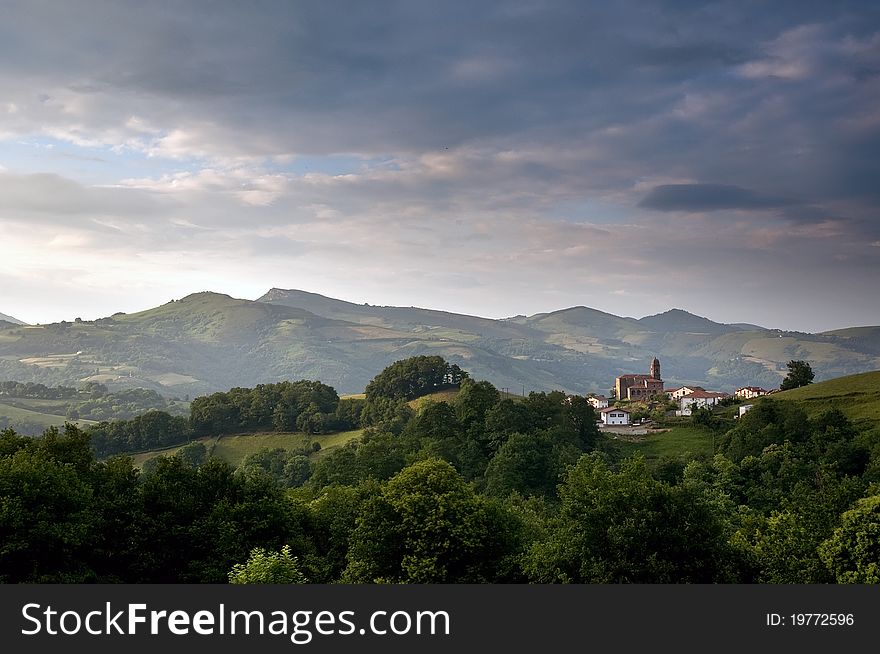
0,381,81,399
0,425,295,583
311,379,600,494
88,380,365,457
89,412,191,457
190,380,361,436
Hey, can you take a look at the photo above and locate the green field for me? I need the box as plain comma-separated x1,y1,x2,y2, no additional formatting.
408,388,461,411
0,400,96,430
131,429,364,469
606,425,716,463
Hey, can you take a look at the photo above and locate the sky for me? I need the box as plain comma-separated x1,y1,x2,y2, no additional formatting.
1,0,878,332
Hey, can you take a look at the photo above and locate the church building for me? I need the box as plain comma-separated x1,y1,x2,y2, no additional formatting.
615,358,664,401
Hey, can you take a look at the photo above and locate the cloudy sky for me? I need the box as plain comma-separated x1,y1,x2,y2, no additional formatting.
1,0,878,331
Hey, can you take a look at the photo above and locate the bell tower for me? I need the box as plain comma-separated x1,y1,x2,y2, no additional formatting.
650,357,660,380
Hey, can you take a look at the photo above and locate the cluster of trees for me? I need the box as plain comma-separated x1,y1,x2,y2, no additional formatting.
237,446,318,488
89,411,191,458
0,425,297,582
86,380,365,457
364,355,467,401
317,379,600,494
0,381,81,400
1,355,878,584
190,380,361,436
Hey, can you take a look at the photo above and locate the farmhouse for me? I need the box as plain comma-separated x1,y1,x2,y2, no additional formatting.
615,358,664,401
735,386,768,399
600,406,631,426
588,395,609,409
678,390,727,416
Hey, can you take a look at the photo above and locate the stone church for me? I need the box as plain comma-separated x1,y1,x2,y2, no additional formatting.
615,358,664,400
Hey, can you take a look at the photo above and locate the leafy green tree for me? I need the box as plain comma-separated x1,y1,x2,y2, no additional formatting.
562,396,600,449
484,431,577,499
343,459,519,583
455,379,500,428
526,454,747,583
359,396,414,432
717,401,810,463
238,448,314,488
0,439,96,582
523,391,566,429
305,483,376,582
135,457,302,582
177,441,208,467
228,545,308,584
780,360,815,391
484,399,534,453
819,495,880,583
310,442,361,488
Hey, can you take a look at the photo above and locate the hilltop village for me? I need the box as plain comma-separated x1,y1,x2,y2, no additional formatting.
589,358,771,426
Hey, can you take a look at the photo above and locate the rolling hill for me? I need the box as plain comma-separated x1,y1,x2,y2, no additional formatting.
0,312,25,326
0,289,877,397
763,371,880,438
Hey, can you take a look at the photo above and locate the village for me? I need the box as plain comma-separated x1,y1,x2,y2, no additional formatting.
588,358,772,431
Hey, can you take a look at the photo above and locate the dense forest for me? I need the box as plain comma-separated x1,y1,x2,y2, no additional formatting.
1,355,878,584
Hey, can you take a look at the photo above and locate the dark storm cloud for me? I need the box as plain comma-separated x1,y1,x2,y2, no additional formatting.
0,0,872,155
639,184,794,212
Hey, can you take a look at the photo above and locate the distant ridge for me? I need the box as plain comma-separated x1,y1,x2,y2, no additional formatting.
0,288,876,396
636,308,749,334
0,311,26,325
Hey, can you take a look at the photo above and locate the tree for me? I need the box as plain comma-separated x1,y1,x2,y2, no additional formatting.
343,459,519,583
177,441,207,468
484,432,574,499
819,495,880,584
780,360,814,391
525,454,747,583
228,545,308,584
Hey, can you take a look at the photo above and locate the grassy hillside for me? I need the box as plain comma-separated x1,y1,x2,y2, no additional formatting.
408,388,463,412
605,425,715,463
131,429,364,469
0,400,96,431
2,288,878,398
764,370,880,437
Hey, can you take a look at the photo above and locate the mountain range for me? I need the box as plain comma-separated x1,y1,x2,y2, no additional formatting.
0,289,877,396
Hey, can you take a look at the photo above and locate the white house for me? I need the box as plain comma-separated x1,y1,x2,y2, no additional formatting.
600,406,631,426
678,391,727,416
667,386,705,400
738,404,755,418
588,395,609,409
735,386,768,399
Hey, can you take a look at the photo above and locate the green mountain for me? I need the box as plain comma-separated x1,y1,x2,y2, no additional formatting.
0,289,877,397
0,312,25,325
